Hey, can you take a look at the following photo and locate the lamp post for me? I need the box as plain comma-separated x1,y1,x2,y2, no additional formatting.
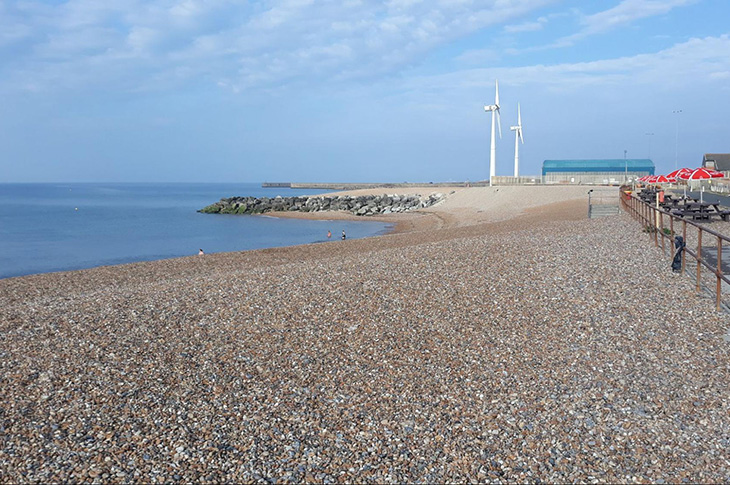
624,149,628,183
673,110,682,170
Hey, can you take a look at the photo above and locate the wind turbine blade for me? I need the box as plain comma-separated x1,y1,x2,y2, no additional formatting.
497,109,502,139
519,128,524,144
495,79,500,107
517,103,521,126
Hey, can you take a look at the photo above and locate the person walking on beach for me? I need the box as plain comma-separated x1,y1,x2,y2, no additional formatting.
327,230,331,239
341,230,346,240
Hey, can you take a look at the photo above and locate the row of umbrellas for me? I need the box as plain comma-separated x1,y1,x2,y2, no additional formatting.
638,167,725,184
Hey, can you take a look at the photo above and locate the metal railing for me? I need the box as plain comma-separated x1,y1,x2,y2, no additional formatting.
491,175,542,185
588,195,619,218
620,190,729,312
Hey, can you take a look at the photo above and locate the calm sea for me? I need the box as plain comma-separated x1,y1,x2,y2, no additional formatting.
0,183,392,279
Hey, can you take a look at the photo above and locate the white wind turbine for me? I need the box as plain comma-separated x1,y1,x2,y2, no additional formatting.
510,103,524,177
484,79,501,186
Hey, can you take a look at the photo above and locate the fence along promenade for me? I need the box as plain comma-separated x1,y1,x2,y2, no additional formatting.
620,188,730,312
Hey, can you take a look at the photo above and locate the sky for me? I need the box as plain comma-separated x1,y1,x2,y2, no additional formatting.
1,0,729,183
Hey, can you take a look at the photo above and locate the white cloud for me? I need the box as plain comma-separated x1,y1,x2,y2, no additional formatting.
405,34,730,95
0,0,557,93
455,48,501,65
552,0,697,47
708,71,730,81
504,20,544,33
126,27,158,54
502,10,570,35
580,0,696,34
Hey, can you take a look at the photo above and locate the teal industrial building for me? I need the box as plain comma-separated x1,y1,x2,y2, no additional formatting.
542,159,655,184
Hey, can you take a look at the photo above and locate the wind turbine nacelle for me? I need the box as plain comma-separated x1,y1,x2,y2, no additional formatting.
510,125,519,130
484,104,498,111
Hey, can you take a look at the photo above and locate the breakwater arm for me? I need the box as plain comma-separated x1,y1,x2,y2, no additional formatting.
199,193,445,216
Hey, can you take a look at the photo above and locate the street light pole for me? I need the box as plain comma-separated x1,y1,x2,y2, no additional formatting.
624,149,628,183
673,110,682,170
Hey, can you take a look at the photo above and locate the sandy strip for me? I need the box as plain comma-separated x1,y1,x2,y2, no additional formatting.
2,185,728,483
268,185,616,233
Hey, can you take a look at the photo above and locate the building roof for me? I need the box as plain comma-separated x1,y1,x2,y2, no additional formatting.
542,159,655,175
703,153,730,171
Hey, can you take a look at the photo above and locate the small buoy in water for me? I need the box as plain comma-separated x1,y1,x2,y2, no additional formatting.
75,207,78,211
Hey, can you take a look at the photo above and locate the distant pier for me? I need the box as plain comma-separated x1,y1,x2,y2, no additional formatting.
261,182,292,188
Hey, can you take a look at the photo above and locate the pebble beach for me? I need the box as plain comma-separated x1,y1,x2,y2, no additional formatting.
1,186,729,483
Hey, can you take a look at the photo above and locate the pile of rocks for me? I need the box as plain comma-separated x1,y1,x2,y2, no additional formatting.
199,193,445,216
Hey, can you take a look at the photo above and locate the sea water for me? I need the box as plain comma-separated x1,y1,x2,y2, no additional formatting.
0,183,392,279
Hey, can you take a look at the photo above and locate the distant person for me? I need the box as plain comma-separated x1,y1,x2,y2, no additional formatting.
327,230,331,239
341,230,346,240
198,248,204,255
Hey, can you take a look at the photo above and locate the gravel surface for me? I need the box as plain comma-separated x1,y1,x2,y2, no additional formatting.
1,192,729,483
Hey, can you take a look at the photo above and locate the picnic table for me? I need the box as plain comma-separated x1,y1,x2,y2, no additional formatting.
662,195,698,209
670,202,730,221
639,189,689,207
639,189,661,204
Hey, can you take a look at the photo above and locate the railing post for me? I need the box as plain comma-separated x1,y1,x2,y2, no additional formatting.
588,190,592,219
718,236,723,311
640,197,643,224
682,220,687,275
697,229,703,292
660,212,665,254
647,202,651,229
646,200,650,228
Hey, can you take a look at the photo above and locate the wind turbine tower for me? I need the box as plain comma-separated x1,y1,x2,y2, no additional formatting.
510,103,524,177
484,80,501,186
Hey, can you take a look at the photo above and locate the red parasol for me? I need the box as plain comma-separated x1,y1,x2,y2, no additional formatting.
678,168,725,180
666,168,692,179
654,175,675,184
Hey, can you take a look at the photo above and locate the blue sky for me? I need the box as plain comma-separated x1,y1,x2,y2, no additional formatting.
1,0,728,183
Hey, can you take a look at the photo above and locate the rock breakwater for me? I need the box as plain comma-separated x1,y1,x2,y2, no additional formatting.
199,193,446,216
